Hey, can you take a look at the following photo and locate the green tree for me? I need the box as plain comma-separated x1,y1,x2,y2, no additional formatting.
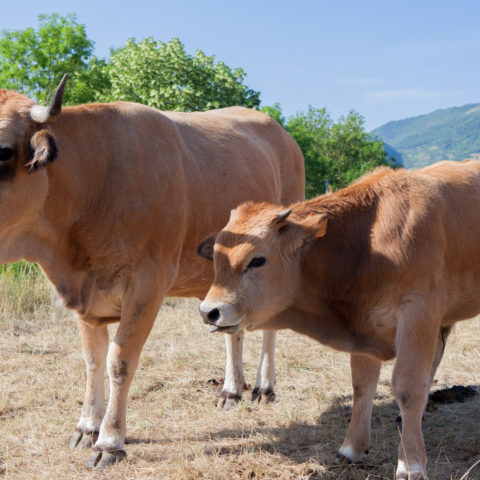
102,37,260,110
262,105,398,197
0,13,108,104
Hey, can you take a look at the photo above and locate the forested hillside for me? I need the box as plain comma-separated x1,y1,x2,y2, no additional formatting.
374,103,480,168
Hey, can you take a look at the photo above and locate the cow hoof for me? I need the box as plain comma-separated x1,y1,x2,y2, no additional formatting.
78,431,99,449
69,430,83,449
87,449,127,469
69,430,99,449
336,452,352,465
252,387,276,404
217,396,239,410
217,391,241,410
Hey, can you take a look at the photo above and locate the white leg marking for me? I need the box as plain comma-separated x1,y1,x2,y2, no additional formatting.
254,330,277,391
223,330,245,396
396,460,426,478
338,444,364,463
94,432,124,451
77,352,106,432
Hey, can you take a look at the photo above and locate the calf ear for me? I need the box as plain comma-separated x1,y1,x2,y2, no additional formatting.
276,212,328,255
25,129,58,171
197,233,217,261
300,213,328,239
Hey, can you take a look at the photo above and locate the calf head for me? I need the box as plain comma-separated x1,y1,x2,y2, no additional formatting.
198,201,328,333
0,75,66,238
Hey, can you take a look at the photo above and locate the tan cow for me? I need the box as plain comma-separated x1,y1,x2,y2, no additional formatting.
199,161,480,480
0,76,304,468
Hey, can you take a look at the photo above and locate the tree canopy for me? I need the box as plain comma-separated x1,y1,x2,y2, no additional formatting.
0,14,259,110
0,13,107,105
262,104,399,197
102,37,260,110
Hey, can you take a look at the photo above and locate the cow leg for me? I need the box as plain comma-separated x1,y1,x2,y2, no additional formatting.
429,326,451,387
252,330,277,403
392,305,439,480
69,320,108,450
217,330,246,410
339,353,381,462
396,325,451,424
87,272,165,469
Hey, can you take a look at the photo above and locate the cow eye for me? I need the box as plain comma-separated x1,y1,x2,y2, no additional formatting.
247,255,266,269
0,147,13,161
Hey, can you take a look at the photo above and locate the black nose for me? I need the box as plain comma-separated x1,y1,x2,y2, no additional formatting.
207,308,220,322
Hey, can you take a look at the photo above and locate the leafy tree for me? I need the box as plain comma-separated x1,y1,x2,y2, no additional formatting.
102,37,260,110
262,105,399,197
0,13,109,105
0,16,258,111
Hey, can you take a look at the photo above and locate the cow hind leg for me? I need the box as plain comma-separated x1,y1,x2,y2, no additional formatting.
339,354,381,463
69,320,108,450
252,330,277,403
217,330,246,410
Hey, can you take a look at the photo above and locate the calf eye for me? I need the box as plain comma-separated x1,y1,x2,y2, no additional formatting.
0,147,13,161
247,255,266,269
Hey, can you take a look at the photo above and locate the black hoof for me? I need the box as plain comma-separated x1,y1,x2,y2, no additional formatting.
87,449,127,469
336,452,352,465
252,387,276,403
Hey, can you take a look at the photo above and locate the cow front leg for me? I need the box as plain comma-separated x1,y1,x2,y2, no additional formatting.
218,330,246,410
252,330,277,403
392,304,439,480
339,353,381,462
69,320,108,450
88,279,164,468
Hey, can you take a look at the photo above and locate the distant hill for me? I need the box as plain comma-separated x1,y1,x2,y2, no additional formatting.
382,142,404,167
373,103,480,168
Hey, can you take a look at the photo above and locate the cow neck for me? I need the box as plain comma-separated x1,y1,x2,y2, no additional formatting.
20,111,112,296
286,182,391,356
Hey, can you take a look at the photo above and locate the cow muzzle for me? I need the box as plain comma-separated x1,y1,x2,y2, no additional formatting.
198,300,243,334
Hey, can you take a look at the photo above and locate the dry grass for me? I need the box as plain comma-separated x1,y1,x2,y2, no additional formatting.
1,268,480,479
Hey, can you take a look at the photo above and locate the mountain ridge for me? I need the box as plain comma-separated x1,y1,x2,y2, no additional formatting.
373,103,480,168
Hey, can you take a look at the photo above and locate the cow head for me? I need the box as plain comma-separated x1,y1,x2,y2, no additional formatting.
0,75,67,239
198,201,328,333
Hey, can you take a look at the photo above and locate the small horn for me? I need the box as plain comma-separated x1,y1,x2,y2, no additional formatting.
30,74,68,124
276,208,292,223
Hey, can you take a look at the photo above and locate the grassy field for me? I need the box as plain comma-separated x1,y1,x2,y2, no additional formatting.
1,265,480,479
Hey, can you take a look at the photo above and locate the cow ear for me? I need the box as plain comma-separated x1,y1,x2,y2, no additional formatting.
197,233,217,261
284,213,328,252
299,213,328,239
25,129,58,171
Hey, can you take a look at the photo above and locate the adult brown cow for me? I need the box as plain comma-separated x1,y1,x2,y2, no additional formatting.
198,160,480,480
0,76,304,468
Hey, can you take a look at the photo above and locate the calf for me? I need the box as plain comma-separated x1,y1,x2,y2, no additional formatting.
199,161,480,480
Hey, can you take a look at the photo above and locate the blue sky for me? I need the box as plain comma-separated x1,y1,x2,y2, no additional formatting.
3,0,479,130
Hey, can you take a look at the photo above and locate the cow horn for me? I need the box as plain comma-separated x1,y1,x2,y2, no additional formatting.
276,208,292,223
30,74,68,124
